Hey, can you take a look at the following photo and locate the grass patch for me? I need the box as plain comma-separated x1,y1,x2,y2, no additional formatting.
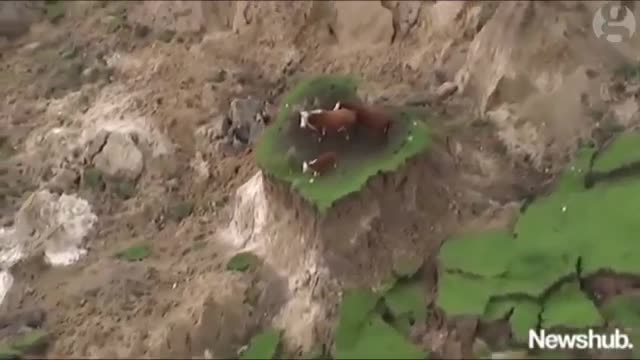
592,132,640,173
240,329,281,360
226,251,260,272
601,293,640,359
0,348,21,360
540,280,602,330
116,244,150,262
255,75,431,213
83,167,103,189
332,266,430,359
615,62,640,81
334,287,427,359
112,180,136,199
44,1,65,24
334,316,426,359
436,133,640,352
483,296,541,343
0,329,48,358
384,281,427,324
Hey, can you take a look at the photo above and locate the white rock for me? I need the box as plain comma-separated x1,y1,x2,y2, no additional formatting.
0,270,13,306
14,190,98,266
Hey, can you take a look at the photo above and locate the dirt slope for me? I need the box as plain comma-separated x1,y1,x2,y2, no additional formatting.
1,0,639,358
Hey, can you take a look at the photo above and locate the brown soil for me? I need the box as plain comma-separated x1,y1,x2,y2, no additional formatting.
1,1,640,358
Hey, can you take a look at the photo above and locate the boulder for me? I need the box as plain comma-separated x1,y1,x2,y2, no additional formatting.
93,132,144,181
0,1,40,39
228,97,266,146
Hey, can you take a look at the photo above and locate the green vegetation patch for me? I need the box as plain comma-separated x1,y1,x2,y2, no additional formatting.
116,244,150,262
240,329,281,360
335,316,426,359
226,251,260,272
334,289,426,360
601,293,640,358
0,329,48,358
592,132,640,173
385,281,428,323
112,180,137,199
483,296,541,343
437,132,640,350
540,281,602,330
83,167,104,189
255,75,431,213
601,293,640,329
615,62,640,81
45,1,65,24
334,276,429,359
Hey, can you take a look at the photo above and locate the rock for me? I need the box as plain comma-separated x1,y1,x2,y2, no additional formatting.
93,132,144,181
84,130,110,161
334,1,394,46
12,190,97,266
429,0,466,33
435,81,458,101
0,1,40,39
129,1,208,35
214,139,233,155
81,67,100,83
0,308,46,330
395,1,423,39
228,97,266,146
215,115,232,139
19,41,40,54
44,169,79,194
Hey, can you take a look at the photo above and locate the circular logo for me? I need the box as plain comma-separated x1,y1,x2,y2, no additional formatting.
593,2,636,43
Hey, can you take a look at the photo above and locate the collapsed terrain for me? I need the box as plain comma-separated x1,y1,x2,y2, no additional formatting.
1,0,640,358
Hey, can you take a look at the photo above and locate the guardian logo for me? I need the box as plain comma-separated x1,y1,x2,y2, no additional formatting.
593,2,636,43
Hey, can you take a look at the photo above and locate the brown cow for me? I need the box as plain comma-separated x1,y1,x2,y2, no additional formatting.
299,107,357,142
335,101,393,137
302,151,338,177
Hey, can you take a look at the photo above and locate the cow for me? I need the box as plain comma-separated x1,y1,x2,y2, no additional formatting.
334,101,393,138
299,106,358,142
302,151,338,177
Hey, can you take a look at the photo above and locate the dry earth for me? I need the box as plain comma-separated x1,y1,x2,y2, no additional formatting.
1,0,640,358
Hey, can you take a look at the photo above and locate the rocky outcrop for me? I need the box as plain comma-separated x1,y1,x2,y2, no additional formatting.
0,1,41,39
92,132,144,181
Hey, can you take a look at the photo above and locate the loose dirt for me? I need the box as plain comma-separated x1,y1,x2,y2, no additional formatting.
1,0,639,358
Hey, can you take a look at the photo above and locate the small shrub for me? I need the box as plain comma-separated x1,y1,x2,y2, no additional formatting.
0,329,48,358
44,1,65,24
83,168,103,189
240,329,281,360
113,180,136,199
116,244,150,262
226,252,259,272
